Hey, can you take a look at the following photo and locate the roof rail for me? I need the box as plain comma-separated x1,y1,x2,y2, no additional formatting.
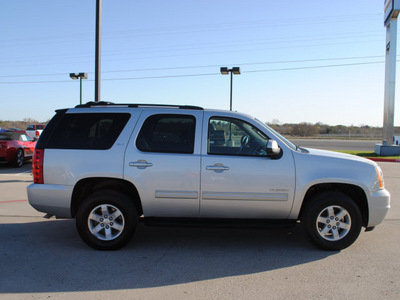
75,101,204,110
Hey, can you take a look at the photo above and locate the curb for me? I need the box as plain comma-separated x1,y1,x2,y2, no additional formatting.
366,157,400,163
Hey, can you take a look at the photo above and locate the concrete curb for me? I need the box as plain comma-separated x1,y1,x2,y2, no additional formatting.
366,157,400,163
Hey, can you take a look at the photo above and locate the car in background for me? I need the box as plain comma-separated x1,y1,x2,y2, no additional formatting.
0,131,36,167
26,124,46,140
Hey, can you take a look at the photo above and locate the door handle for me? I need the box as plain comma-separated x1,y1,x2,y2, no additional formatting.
206,163,230,172
129,160,153,168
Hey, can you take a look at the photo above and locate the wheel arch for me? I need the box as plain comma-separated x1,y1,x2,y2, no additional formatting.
71,177,143,218
299,183,369,227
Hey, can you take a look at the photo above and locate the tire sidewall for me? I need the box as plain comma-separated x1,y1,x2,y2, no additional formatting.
76,190,138,250
303,191,362,251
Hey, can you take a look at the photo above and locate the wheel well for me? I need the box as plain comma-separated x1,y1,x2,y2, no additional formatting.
300,183,369,227
71,178,143,218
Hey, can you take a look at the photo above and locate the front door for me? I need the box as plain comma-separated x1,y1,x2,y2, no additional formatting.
200,113,296,219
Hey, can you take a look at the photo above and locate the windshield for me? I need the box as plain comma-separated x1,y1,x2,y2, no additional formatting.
254,119,297,150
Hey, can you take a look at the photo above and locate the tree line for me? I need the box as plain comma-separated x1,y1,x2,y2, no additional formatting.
267,121,400,138
0,118,48,131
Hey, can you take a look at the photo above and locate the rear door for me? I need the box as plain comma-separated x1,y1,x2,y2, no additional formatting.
124,109,203,217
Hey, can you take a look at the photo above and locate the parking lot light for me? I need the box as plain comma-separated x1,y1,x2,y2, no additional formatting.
220,67,240,111
69,72,88,105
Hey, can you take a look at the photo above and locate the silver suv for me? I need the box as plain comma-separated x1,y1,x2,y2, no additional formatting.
27,102,390,250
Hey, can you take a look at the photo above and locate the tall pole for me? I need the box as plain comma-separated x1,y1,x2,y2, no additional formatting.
80,77,83,105
230,71,233,111
383,19,397,145
95,0,102,102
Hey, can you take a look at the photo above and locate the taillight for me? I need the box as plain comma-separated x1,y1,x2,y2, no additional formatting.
35,130,40,137
32,149,44,184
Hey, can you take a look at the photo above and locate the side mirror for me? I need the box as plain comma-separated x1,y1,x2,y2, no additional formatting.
266,140,281,156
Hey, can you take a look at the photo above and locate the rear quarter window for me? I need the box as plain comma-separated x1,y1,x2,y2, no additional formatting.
45,113,131,150
136,114,196,154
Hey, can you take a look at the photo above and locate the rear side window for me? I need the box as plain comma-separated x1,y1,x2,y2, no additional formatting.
46,113,130,150
136,114,195,154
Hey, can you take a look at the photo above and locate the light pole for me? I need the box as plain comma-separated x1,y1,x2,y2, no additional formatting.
220,67,240,111
70,73,88,105
95,0,102,102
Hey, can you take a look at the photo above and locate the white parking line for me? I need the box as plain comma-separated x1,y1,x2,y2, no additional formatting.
15,170,32,176
0,170,32,176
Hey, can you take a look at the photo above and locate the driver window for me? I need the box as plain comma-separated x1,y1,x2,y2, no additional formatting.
208,117,269,156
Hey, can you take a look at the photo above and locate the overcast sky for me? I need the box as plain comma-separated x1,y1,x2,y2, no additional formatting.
0,0,398,126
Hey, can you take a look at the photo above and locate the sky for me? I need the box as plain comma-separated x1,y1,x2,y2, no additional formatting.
0,0,398,127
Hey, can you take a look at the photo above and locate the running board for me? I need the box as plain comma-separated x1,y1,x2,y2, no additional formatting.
141,217,297,229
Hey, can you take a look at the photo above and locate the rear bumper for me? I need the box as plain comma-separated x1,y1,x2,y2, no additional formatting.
368,188,390,227
27,183,73,218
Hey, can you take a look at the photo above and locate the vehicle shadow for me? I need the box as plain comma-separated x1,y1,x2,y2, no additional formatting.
0,219,336,294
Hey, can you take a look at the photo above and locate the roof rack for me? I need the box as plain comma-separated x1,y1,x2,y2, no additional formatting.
75,101,204,110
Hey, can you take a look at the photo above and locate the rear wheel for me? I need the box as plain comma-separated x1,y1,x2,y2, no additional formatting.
302,191,362,250
13,149,24,167
76,190,138,250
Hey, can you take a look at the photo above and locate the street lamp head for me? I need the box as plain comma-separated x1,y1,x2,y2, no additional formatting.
231,67,240,75
69,72,88,80
220,67,229,75
220,67,240,75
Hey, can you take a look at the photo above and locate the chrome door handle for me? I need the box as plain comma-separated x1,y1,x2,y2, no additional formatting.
129,160,153,168
206,164,230,171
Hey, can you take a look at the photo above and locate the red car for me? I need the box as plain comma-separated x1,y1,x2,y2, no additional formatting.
0,131,36,167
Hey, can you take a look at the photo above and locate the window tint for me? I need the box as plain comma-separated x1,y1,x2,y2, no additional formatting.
46,113,130,150
208,117,269,156
136,114,195,154
20,134,34,142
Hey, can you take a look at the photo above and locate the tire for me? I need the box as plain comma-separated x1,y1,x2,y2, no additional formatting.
76,190,138,250
13,149,24,168
302,191,362,251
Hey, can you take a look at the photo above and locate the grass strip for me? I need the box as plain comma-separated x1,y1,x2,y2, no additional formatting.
336,150,400,160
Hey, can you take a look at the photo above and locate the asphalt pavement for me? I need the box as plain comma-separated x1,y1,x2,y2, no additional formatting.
0,148,399,299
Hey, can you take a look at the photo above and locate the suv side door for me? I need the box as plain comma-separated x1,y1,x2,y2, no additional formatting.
200,111,296,219
124,109,203,217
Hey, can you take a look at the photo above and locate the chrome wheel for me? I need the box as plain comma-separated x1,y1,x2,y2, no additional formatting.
316,205,351,241
88,204,125,241
15,149,24,167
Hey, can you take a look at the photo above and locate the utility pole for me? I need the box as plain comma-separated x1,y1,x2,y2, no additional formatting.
95,0,102,102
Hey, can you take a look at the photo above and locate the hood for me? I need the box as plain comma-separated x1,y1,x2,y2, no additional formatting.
302,147,377,166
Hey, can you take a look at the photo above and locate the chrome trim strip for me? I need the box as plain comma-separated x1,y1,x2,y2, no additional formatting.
155,190,198,199
202,192,288,201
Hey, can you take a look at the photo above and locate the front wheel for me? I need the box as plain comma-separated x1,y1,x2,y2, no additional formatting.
302,191,362,251
76,190,138,250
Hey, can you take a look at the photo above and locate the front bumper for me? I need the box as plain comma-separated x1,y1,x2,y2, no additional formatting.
368,188,391,227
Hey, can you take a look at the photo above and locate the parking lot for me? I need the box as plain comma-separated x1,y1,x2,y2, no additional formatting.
0,160,399,300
